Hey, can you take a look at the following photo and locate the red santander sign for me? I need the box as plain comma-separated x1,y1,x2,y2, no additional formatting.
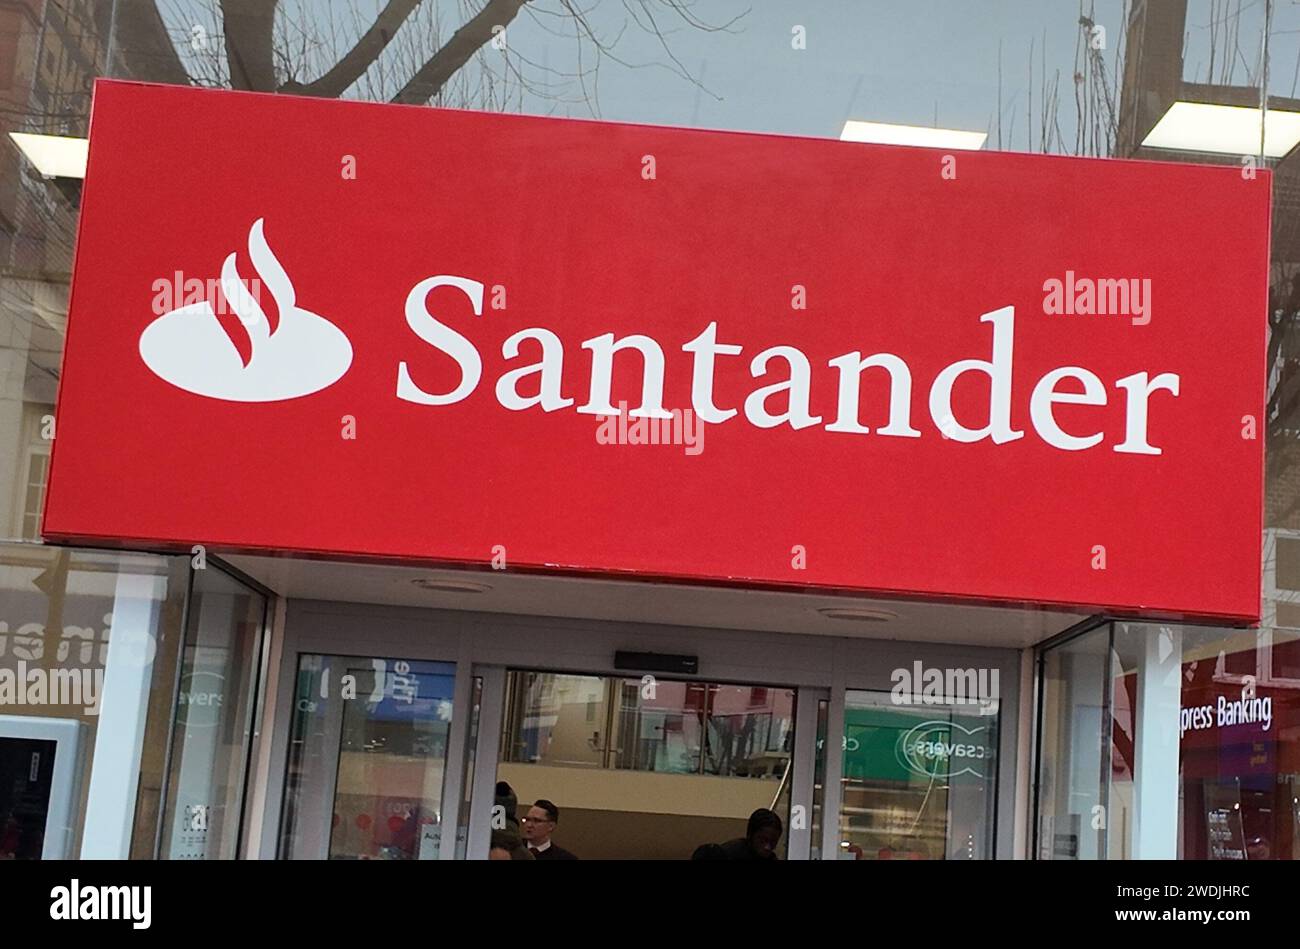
44,80,1269,622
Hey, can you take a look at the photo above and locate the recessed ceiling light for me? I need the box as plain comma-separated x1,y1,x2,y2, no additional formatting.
1141,101,1300,158
8,132,89,178
409,577,491,594
817,606,897,622
840,120,987,150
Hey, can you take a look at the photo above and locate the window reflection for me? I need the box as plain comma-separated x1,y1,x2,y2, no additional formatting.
1172,624,1299,860
156,565,266,860
836,690,998,860
0,544,179,858
501,671,795,779
279,654,456,860
498,670,795,859
1037,628,1109,859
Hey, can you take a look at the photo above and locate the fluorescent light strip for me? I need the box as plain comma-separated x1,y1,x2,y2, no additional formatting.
1141,101,1300,158
840,120,987,150
8,132,89,178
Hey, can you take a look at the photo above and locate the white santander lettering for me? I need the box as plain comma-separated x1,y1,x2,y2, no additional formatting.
826,351,920,437
396,275,484,405
1030,366,1106,451
394,290,1180,453
577,333,673,419
682,322,742,423
496,328,573,412
745,346,822,430
1113,371,1180,455
927,306,1025,445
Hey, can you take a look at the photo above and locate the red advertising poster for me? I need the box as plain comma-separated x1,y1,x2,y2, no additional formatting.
43,80,1269,621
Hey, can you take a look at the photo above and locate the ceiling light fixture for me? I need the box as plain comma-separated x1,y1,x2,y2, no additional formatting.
840,120,987,150
409,577,491,594
8,132,89,178
1141,101,1300,158
816,606,897,622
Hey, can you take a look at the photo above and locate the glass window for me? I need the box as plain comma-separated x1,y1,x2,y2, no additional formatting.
612,677,706,774
279,653,456,860
1035,626,1109,860
152,565,267,860
1039,620,1300,861
498,670,795,859
501,671,608,768
1172,624,1298,860
1274,628,1300,681
702,683,795,779
836,689,998,860
501,672,796,778
0,543,179,857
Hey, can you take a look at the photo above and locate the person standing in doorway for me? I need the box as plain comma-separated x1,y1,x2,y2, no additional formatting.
716,808,783,860
522,800,578,860
489,828,535,860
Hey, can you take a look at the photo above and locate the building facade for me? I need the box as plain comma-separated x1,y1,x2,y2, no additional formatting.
0,0,1295,862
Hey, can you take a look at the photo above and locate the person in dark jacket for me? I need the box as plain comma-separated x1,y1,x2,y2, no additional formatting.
521,799,578,860
489,827,535,860
493,781,521,836
690,842,728,860
714,808,783,860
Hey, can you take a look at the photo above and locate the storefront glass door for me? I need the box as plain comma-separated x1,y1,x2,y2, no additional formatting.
825,689,999,860
490,670,798,859
277,654,456,859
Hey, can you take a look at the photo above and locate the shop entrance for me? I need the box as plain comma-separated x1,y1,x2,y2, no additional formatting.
492,670,798,860
250,582,1035,860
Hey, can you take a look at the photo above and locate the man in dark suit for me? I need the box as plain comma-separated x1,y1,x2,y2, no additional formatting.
521,799,578,860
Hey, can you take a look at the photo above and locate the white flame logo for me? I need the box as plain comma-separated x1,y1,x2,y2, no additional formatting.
139,219,352,401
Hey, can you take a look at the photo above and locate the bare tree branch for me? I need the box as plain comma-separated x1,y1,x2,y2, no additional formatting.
113,0,192,85
221,0,279,91
393,0,532,104
281,0,422,97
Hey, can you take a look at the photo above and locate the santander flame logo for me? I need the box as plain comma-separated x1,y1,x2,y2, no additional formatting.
139,219,352,401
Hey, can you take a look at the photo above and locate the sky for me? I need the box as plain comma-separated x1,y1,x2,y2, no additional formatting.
154,0,1300,155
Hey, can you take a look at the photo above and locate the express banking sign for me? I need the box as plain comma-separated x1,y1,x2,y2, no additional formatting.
43,80,1269,622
